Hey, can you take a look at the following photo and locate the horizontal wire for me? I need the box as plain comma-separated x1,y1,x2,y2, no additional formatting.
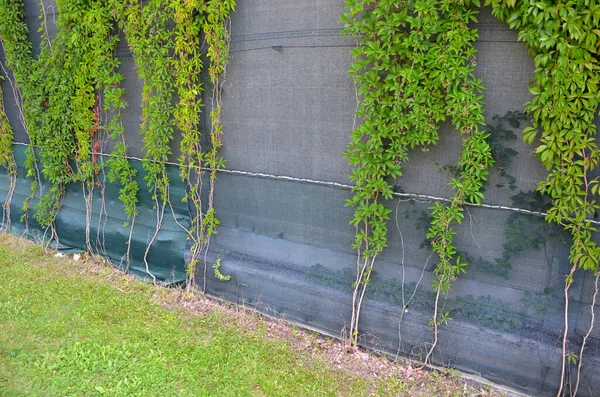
230,44,357,53
14,141,596,224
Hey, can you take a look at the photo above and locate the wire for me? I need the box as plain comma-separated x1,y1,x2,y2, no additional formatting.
231,28,343,43
14,141,599,225
230,44,357,53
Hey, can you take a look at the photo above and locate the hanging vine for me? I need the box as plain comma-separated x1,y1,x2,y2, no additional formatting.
102,2,140,268
113,0,234,285
0,80,16,230
341,0,492,348
199,0,234,291
52,0,126,252
115,1,177,283
0,0,139,255
0,0,43,231
170,0,234,291
0,0,124,247
488,1,600,395
1,0,235,287
171,0,206,289
30,0,79,240
103,64,139,267
421,0,493,365
345,0,600,393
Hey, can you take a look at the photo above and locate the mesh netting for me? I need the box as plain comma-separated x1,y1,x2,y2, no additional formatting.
0,2,599,395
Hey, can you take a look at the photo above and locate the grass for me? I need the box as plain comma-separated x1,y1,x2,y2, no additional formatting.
0,233,503,396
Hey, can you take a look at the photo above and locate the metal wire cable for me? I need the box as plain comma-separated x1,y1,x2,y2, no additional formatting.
14,141,598,224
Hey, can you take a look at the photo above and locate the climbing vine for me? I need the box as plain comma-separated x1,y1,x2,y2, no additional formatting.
345,0,600,393
42,0,127,249
0,0,598,393
172,0,207,288
171,0,234,291
115,0,234,285
199,0,234,290
341,0,492,349
488,1,600,395
0,0,132,249
0,0,234,286
0,80,16,229
0,0,43,231
28,0,82,236
115,1,178,282
104,2,140,267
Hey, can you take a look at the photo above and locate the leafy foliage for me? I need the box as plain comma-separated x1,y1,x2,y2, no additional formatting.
0,82,15,174
113,0,234,287
212,258,231,281
117,1,176,205
341,0,493,348
0,0,43,223
488,1,600,392
171,0,234,290
0,0,135,233
489,0,600,271
0,1,234,281
344,3,600,384
0,79,17,228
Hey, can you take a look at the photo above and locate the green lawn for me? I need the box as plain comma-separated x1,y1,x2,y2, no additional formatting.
0,234,501,396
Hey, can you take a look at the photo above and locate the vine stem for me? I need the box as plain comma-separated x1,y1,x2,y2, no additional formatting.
349,217,375,346
573,272,599,396
0,46,43,216
423,281,443,367
558,261,578,397
167,193,202,290
349,258,364,344
40,0,53,49
0,84,16,230
393,199,434,359
42,189,64,252
81,182,94,254
347,40,363,346
395,201,407,355
95,102,109,258
96,178,107,257
119,134,136,269
353,255,377,346
142,184,162,285
424,207,457,368
1,160,16,231
397,252,433,359
0,58,26,134
123,212,136,272
349,223,361,343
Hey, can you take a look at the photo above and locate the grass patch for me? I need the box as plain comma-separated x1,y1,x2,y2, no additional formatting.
0,234,502,396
